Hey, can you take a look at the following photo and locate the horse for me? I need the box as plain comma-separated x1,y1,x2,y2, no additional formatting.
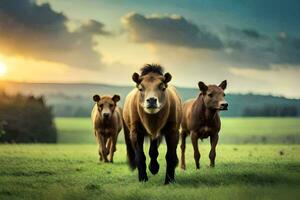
180,80,228,169
91,94,122,163
123,64,182,184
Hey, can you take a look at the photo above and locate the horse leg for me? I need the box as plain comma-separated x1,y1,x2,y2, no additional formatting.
98,147,103,161
100,135,109,162
124,122,136,169
149,138,159,175
209,134,219,167
96,132,103,161
180,130,188,170
164,128,179,184
191,131,200,169
134,132,148,182
108,134,117,163
106,137,112,150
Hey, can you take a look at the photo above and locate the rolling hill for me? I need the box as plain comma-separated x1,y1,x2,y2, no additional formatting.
1,81,299,117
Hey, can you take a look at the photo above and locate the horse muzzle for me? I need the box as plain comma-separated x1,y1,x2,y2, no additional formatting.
219,102,228,110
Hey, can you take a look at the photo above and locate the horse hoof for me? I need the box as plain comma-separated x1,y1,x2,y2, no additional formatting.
149,160,160,175
164,178,175,185
139,175,148,182
180,164,186,170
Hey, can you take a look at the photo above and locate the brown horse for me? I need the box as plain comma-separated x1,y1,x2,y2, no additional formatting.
91,94,122,163
123,64,182,184
180,80,228,170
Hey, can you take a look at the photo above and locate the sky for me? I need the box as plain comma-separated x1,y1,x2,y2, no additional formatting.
0,0,300,98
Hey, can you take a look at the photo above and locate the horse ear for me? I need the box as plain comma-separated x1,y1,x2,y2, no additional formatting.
132,72,141,85
112,94,120,103
198,81,208,93
93,95,100,102
219,80,227,90
164,72,172,84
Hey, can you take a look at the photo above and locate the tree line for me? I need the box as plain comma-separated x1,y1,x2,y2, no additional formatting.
0,92,57,143
243,104,298,117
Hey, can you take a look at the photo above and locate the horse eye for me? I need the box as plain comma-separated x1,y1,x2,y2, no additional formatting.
159,83,166,91
138,85,144,92
223,94,226,97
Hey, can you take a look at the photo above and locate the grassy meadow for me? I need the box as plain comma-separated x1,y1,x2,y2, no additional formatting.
1,117,300,200
56,117,300,144
0,144,299,200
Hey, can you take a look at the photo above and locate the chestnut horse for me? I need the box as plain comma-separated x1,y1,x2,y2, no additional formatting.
92,94,122,163
123,64,182,184
180,80,228,170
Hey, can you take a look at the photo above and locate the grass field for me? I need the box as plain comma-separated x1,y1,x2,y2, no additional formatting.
1,144,299,200
56,117,300,144
1,117,300,199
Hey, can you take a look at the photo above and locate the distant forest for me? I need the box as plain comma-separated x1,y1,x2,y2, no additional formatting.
1,81,300,117
243,105,298,117
0,92,57,143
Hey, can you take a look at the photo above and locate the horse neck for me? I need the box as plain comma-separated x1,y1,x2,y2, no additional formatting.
195,94,217,124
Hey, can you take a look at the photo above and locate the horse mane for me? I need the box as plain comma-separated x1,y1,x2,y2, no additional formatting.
140,64,164,76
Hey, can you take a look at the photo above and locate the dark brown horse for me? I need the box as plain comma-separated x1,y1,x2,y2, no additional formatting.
92,95,123,163
123,64,182,184
180,80,228,170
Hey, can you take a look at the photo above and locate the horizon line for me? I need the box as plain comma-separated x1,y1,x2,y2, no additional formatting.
0,79,299,100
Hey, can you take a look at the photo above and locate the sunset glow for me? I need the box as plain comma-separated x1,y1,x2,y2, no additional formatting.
0,0,299,98
0,61,7,76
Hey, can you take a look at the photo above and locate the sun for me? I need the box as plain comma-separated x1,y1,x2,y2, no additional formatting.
0,61,7,76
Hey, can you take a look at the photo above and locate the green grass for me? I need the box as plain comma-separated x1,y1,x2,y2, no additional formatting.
56,117,300,144
56,118,93,144
1,117,300,199
0,144,299,200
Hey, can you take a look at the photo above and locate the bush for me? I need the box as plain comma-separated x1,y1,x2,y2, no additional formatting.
0,93,57,143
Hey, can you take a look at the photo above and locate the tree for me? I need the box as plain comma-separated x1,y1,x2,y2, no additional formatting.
0,93,57,143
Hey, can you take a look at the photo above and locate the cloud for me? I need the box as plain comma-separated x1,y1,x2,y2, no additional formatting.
225,26,264,40
273,34,300,65
222,27,300,68
122,13,300,69
122,13,223,50
0,0,110,69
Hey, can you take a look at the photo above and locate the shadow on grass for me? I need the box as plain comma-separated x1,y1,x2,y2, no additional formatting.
177,172,297,186
176,162,300,186
0,190,12,196
0,170,55,177
96,161,128,166
215,162,300,170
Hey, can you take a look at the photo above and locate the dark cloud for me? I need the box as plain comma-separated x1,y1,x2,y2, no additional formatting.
0,0,110,69
122,13,223,50
222,26,300,68
242,29,261,39
225,26,264,40
79,20,110,36
273,34,300,65
122,12,300,68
